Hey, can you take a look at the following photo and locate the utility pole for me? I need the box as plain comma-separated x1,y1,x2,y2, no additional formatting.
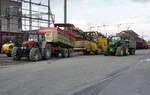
29,0,32,31
64,0,67,24
117,24,121,33
48,0,50,27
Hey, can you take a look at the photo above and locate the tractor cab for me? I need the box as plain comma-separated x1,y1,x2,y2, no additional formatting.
28,33,45,42
23,32,45,48
109,36,130,47
83,31,97,41
109,36,121,45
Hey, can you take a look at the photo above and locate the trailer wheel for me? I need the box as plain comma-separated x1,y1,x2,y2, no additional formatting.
29,48,41,61
12,47,21,60
61,48,69,58
83,51,88,55
129,49,135,55
68,48,73,57
44,44,51,59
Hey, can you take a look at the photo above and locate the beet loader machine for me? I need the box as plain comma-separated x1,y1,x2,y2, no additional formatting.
74,31,108,55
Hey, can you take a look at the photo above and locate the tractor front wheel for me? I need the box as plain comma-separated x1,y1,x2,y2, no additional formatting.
12,47,21,60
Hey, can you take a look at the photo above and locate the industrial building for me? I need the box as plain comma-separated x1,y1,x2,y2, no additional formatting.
0,0,22,32
0,0,54,32
0,0,53,53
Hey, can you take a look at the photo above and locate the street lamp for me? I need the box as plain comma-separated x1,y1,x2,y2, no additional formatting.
48,0,50,27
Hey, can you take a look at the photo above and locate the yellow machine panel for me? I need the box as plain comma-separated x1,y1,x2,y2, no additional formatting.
74,31,108,55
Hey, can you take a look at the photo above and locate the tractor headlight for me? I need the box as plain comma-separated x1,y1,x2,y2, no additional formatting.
21,46,27,49
109,48,113,52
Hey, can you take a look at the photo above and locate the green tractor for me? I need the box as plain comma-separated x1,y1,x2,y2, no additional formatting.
104,35,136,56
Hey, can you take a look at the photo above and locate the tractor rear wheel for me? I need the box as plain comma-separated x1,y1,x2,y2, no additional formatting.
12,47,21,60
115,47,123,56
29,48,42,61
123,48,129,56
120,49,124,56
44,44,51,59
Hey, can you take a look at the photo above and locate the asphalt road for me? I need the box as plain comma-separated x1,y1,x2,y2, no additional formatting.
0,49,150,95
0,54,30,66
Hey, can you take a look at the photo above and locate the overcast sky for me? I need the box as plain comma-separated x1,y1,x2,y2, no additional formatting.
34,0,150,40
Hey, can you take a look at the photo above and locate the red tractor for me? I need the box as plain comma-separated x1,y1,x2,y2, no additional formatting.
12,23,76,61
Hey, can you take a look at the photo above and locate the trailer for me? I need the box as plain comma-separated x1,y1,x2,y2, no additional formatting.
136,38,148,49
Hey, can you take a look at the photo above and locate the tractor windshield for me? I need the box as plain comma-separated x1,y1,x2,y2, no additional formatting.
28,34,44,42
109,36,121,45
84,32,97,41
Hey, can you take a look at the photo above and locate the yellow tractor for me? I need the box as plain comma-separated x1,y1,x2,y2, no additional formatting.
2,41,14,57
1,36,22,57
74,31,108,55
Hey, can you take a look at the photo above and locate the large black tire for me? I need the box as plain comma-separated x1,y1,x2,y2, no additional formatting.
6,53,11,57
44,44,52,59
53,53,59,57
94,50,99,55
104,51,109,56
68,48,73,57
83,50,90,55
29,48,42,61
11,47,21,60
129,49,135,55
123,48,129,56
115,47,123,56
83,51,88,55
61,48,69,58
